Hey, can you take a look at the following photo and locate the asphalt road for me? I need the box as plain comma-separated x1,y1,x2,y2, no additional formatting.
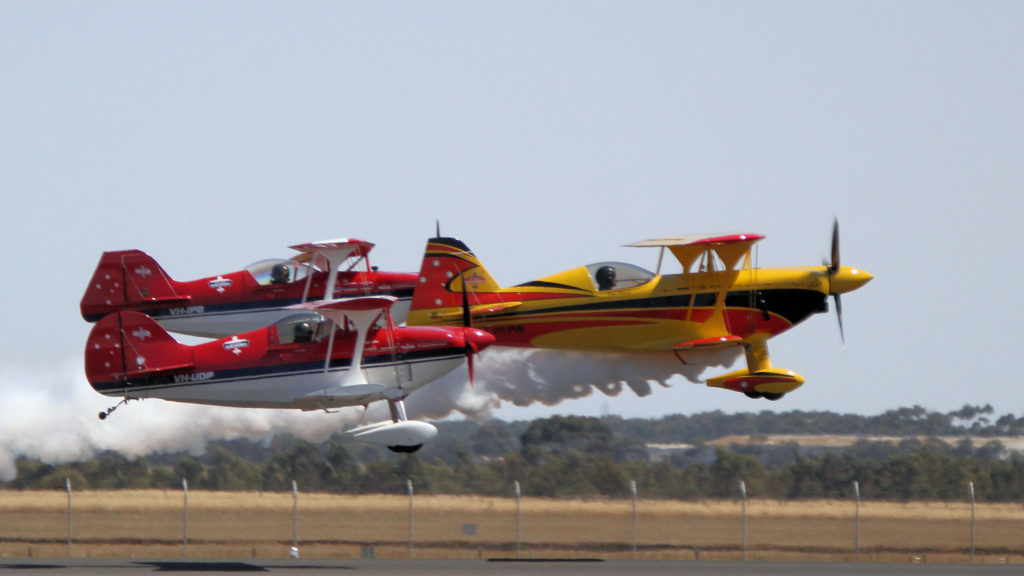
0,558,1019,575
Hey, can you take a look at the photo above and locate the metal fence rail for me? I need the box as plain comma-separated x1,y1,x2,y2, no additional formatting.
5,478,1019,564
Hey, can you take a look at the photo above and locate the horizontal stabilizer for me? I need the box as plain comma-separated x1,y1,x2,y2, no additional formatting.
134,296,190,305
674,335,744,351
304,383,387,399
473,302,522,315
426,301,523,323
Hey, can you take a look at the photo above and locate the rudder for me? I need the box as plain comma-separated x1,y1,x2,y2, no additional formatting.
408,237,502,325
80,250,184,322
85,311,195,392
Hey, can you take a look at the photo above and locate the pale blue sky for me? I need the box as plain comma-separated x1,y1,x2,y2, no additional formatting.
1,2,1022,466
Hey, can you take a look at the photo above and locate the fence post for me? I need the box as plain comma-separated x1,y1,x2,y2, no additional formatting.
968,481,975,564
739,479,747,561
513,480,522,559
630,479,638,560
407,479,414,559
65,477,72,557
291,480,299,558
182,478,189,558
853,480,860,562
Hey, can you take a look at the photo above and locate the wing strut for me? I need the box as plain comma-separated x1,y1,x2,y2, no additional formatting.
298,296,396,398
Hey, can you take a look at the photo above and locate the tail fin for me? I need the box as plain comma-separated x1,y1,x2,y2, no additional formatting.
408,237,502,325
80,250,186,322
85,311,195,391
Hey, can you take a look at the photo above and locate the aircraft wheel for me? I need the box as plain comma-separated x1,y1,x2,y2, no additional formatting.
98,412,107,420
762,393,784,401
744,391,762,399
388,444,423,454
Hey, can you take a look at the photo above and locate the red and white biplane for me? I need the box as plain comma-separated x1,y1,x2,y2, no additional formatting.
81,239,418,338
85,296,494,452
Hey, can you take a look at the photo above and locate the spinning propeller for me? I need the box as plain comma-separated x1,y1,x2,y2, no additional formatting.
437,219,485,383
461,275,479,384
826,218,845,342
824,218,873,343
455,271,496,386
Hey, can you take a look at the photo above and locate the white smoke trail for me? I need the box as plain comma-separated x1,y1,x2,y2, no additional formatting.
0,346,739,481
0,358,369,482
403,346,741,418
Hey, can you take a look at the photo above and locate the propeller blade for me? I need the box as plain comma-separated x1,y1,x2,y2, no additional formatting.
834,294,845,344
828,218,843,342
830,217,840,272
461,272,474,385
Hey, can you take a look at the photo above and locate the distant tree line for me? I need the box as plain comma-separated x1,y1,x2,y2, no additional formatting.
5,405,1024,501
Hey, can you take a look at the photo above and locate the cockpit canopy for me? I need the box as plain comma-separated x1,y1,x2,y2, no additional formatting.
273,312,332,344
585,262,655,291
246,259,317,287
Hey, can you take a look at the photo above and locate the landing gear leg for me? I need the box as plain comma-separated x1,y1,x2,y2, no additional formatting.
388,397,408,423
386,397,423,454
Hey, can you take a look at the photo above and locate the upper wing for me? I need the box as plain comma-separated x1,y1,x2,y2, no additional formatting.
293,296,398,397
627,233,764,272
289,238,375,269
626,233,764,248
291,295,397,328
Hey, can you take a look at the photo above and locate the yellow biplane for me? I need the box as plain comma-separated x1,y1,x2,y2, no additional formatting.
407,222,871,400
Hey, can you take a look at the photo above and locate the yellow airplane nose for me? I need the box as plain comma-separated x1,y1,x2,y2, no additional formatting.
829,266,873,294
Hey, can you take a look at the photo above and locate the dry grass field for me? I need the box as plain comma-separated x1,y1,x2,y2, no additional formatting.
1,490,1022,563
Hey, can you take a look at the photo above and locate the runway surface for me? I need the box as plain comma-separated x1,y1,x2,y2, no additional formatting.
0,558,1018,575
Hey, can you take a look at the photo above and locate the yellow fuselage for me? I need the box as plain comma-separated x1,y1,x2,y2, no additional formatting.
412,265,862,352
407,235,871,399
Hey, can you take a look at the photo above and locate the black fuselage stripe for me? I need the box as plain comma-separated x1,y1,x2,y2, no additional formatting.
142,290,414,319
90,350,463,393
83,290,415,322
472,289,825,325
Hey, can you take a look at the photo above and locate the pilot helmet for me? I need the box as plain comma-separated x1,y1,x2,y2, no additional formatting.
271,263,290,283
293,321,314,342
596,265,616,289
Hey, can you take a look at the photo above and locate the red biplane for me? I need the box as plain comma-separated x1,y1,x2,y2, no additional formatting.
81,239,418,338
85,296,494,452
